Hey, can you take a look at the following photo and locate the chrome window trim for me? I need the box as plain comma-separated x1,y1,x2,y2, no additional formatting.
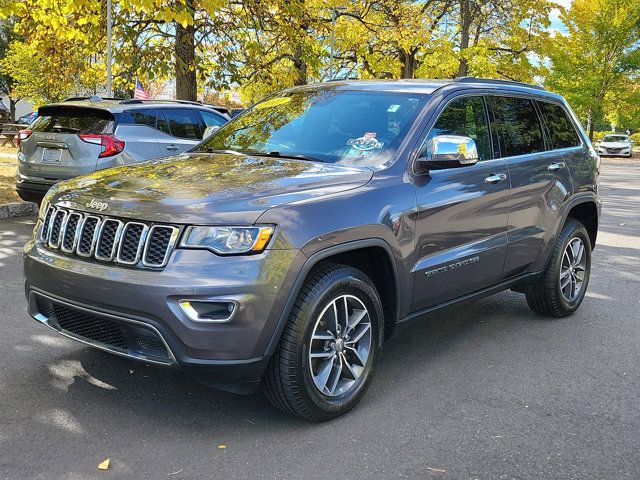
76,215,102,257
116,221,149,265
60,211,83,253
142,225,180,268
47,209,67,249
94,219,125,261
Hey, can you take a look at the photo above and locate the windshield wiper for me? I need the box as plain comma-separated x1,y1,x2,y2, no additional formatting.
256,150,327,163
198,147,326,163
50,126,80,133
199,147,246,156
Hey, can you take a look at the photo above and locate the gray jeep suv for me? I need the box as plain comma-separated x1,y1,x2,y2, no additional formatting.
23,78,601,421
16,98,229,203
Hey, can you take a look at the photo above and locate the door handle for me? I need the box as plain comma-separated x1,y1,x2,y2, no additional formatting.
166,145,179,151
485,173,507,184
547,161,566,171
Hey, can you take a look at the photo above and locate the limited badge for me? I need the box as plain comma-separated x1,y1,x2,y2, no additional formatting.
347,132,384,151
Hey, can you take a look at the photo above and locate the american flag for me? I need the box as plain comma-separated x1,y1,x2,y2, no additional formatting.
133,79,151,100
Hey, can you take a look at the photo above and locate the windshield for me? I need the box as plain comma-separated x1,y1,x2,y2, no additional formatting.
197,88,429,166
32,106,115,134
602,135,629,143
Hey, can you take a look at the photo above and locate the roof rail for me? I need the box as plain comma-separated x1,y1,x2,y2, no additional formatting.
63,95,125,102
453,77,545,91
119,99,204,106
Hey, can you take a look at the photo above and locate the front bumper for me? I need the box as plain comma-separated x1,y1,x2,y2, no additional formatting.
597,148,631,157
23,236,305,393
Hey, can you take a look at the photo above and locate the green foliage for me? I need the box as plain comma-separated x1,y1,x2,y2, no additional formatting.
542,0,640,137
0,0,636,125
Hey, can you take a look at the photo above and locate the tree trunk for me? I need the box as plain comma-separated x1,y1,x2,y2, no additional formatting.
175,5,197,101
292,44,307,85
399,49,416,79
9,97,16,122
457,0,471,77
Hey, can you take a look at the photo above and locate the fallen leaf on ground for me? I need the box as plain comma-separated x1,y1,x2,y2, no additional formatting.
217,444,227,449
98,459,110,470
426,466,446,473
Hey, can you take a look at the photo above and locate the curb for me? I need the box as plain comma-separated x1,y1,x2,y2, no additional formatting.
0,201,38,219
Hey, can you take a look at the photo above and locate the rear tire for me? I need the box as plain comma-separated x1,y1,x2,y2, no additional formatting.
263,263,383,421
525,219,592,317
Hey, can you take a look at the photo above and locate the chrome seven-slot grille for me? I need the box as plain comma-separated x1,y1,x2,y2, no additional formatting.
40,205,179,268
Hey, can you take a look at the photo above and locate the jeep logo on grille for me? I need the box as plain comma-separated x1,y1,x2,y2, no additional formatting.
85,199,109,212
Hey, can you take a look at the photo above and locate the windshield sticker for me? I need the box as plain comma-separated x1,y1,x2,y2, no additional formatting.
387,104,401,113
347,132,384,151
254,96,292,110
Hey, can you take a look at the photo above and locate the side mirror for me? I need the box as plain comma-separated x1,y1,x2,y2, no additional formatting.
418,135,479,170
203,125,220,139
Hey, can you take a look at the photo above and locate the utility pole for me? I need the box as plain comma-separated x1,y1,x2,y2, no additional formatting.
106,0,113,97
328,7,345,80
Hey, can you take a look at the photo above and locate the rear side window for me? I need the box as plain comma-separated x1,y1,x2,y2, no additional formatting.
120,108,159,129
425,96,492,161
490,97,545,157
162,108,202,140
536,101,580,149
199,110,226,128
32,107,114,134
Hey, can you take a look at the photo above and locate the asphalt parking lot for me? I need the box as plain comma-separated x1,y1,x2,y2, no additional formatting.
1,158,639,480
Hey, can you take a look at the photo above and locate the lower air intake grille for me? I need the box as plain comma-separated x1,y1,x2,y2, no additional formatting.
51,303,128,350
33,293,173,365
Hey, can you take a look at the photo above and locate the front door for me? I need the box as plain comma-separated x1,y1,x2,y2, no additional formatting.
411,95,511,311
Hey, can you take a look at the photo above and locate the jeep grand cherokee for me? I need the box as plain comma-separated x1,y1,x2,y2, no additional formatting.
23,78,601,421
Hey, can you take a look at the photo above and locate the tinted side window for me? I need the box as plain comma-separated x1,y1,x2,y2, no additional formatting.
199,110,227,127
490,97,544,157
120,109,158,128
163,108,202,139
426,96,492,161
156,110,171,135
536,101,580,149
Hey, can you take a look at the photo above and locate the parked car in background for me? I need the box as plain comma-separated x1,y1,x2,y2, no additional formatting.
25,78,600,420
15,97,229,203
597,134,633,157
17,111,38,125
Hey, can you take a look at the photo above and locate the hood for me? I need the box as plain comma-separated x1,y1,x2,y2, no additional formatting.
48,153,373,224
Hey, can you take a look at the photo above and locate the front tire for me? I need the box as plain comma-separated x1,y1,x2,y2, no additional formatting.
264,263,384,421
525,219,592,317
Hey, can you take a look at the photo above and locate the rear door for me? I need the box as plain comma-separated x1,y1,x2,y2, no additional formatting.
115,108,164,160
155,108,204,154
489,95,574,278
20,106,114,181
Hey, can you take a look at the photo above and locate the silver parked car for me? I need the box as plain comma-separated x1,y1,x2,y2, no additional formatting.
16,97,230,203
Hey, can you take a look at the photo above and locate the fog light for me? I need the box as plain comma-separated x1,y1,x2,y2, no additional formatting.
178,300,237,322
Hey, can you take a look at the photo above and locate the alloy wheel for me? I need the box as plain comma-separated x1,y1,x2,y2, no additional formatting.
559,237,587,302
308,294,372,397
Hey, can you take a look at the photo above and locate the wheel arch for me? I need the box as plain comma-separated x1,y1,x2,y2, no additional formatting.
264,239,402,358
562,195,600,250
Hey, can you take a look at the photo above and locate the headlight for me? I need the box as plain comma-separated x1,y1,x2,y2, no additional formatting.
180,225,275,255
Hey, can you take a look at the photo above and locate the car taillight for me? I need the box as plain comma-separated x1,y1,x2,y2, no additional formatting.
17,129,32,147
78,134,125,158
